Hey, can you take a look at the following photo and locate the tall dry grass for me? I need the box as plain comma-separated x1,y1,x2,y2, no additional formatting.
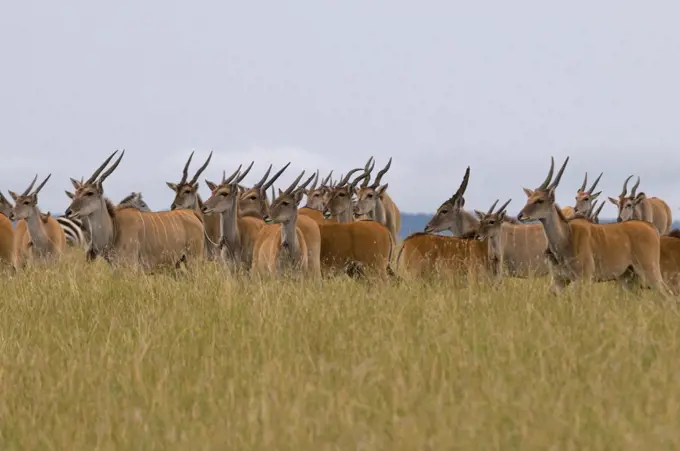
0,250,679,450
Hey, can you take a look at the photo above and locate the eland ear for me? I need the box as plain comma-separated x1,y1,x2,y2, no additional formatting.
608,197,619,206
205,180,217,191
294,190,305,206
65,190,75,200
523,187,534,197
591,191,602,199
166,182,178,191
474,210,484,220
70,178,82,190
377,184,388,195
7,191,18,202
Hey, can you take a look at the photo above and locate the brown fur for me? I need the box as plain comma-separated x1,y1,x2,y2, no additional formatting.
560,206,575,219
644,197,672,235
298,207,332,224
658,235,680,294
104,201,205,268
317,220,393,278
396,232,491,283
251,224,310,277
224,216,265,269
0,214,15,267
562,217,665,286
13,215,66,267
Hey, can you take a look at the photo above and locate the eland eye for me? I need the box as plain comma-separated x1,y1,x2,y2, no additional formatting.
440,210,448,215
339,193,345,197
85,192,93,196
249,196,257,200
489,220,495,225
282,201,289,206
535,199,544,204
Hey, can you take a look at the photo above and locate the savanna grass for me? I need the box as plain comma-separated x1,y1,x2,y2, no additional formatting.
0,250,679,450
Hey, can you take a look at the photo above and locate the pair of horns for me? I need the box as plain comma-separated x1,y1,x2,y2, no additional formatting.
537,156,570,191
484,198,512,216
620,175,641,198
586,199,605,220
180,150,213,186
360,156,392,189
251,162,291,191
85,149,126,186
20,173,52,197
281,170,316,197
221,161,254,185
579,172,603,194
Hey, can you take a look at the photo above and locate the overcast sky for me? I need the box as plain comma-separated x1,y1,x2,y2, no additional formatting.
2,0,679,217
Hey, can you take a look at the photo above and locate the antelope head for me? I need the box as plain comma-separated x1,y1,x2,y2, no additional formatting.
0,191,13,218
201,164,253,215
354,156,392,217
65,150,125,219
474,199,512,241
8,174,52,221
423,166,470,233
239,162,290,217
166,151,214,210
574,172,603,215
304,170,333,210
265,171,316,224
517,156,570,222
608,175,644,223
322,168,366,219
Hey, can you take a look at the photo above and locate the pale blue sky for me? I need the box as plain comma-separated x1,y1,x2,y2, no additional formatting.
1,0,679,216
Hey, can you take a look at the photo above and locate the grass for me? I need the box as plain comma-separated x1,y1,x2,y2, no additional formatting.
0,250,679,450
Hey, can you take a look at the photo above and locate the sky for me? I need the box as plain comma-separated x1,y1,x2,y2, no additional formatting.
1,0,679,218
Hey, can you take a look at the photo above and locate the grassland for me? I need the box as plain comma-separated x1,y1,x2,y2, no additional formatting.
1,251,679,450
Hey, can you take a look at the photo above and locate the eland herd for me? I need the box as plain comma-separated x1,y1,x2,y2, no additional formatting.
1,150,679,296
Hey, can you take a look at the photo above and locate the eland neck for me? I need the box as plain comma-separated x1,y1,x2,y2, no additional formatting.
279,212,303,267
450,210,480,237
219,195,242,261
25,207,50,254
87,198,115,255
539,205,572,258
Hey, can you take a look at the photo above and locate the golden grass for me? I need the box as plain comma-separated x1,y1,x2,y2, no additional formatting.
1,250,680,450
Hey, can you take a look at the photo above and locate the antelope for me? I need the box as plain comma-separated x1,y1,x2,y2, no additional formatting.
397,199,511,284
252,171,320,278
301,170,333,213
9,174,66,265
424,167,550,278
517,156,669,295
353,157,402,242
238,164,323,277
238,162,290,218
561,172,603,218
0,192,15,267
202,165,265,270
322,168,366,223
65,150,205,268
166,151,222,259
61,191,152,248
297,170,332,224
608,176,672,235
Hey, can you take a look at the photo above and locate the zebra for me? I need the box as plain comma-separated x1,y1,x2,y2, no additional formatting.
58,192,151,248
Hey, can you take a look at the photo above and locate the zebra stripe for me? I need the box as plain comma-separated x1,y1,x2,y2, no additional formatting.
56,216,87,248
